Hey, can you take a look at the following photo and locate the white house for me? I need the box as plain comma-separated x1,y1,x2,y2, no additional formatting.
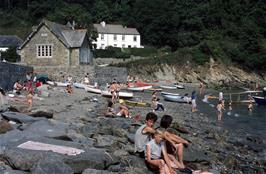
93,21,143,49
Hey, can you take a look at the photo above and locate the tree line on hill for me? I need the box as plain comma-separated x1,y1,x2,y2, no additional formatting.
0,0,266,70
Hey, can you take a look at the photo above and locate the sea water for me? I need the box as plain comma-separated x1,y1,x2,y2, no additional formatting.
199,91,266,160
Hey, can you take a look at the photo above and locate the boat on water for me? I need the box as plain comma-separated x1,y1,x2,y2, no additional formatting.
252,96,266,105
101,91,133,98
145,88,163,92
127,85,153,92
162,95,188,103
119,99,151,107
47,81,70,87
84,86,101,94
161,92,180,96
224,90,262,104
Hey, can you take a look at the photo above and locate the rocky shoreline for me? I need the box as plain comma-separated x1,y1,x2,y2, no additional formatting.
0,85,265,174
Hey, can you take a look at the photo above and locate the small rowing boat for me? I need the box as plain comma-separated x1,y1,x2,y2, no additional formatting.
119,99,151,107
252,96,266,105
162,95,188,103
84,86,101,94
47,81,70,87
161,92,180,96
101,91,133,98
160,85,177,89
127,86,153,91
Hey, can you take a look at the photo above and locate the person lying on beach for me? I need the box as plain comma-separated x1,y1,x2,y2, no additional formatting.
145,129,180,174
105,101,116,117
135,112,158,158
158,115,189,169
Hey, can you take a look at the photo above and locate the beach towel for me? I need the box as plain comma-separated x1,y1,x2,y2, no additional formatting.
17,141,85,156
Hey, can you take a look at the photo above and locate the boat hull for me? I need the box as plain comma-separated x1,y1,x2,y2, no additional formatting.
252,96,266,105
119,99,150,107
84,86,101,94
101,91,133,98
162,95,187,103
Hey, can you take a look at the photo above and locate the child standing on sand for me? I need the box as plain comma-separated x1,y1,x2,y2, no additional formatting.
27,91,34,111
216,101,223,121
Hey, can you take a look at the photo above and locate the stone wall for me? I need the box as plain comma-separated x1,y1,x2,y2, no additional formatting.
0,62,33,90
33,65,127,86
94,66,127,85
20,25,69,66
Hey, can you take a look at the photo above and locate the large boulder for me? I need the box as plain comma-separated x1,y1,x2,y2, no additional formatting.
2,138,119,173
29,111,53,119
0,120,13,134
31,158,74,174
183,145,211,163
82,168,112,174
1,112,45,124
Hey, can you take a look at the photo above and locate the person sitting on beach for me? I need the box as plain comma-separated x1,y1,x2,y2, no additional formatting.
84,75,90,85
65,85,73,94
135,112,158,158
158,115,189,169
145,129,178,174
116,102,130,118
105,101,116,117
13,80,24,94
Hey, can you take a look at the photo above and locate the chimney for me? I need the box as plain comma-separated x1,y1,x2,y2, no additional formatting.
100,21,106,28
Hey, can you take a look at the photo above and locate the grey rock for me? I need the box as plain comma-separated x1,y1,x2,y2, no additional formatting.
126,133,135,144
93,135,119,148
113,149,128,157
31,158,74,174
29,111,53,119
1,112,45,124
183,145,210,162
82,168,112,174
0,120,13,134
3,170,30,174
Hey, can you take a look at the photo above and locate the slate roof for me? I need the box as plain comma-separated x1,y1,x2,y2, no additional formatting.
94,23,140,35
0,35,23,47
19,19,87,49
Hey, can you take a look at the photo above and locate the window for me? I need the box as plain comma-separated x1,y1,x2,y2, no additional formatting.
114,44,117,47
122,35,125,41
128,45,131,48
114,34,117,41
101,34,104,40
37,44,52,58
133,35,137,42
122,44,125,48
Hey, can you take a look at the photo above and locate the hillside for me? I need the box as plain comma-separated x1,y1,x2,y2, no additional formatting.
1,0,266,71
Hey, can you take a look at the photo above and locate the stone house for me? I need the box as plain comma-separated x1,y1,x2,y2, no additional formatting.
19,19,93,68
93,21,143,49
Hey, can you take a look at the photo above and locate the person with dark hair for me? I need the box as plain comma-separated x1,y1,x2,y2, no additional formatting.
159,115,189,169
105,101,116,117
13,80,23,95
135,112,158,158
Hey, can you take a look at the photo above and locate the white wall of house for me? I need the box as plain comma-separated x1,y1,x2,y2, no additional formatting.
93,34,143,49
